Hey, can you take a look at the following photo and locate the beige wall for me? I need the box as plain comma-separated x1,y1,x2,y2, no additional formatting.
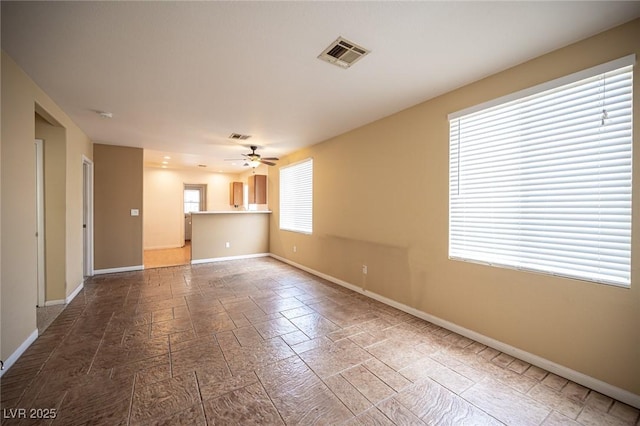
143,167,242,249
35,114,67,302
191,212,270,260
94,144,143,270
1,51,92,362
270,20,640,395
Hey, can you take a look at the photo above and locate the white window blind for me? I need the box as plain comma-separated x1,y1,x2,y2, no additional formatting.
280,158,313,234
449,56,634,287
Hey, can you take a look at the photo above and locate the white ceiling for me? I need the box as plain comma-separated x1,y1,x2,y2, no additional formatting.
3,1,639,172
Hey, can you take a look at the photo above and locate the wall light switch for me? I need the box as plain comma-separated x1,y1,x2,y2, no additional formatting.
131,209,139,216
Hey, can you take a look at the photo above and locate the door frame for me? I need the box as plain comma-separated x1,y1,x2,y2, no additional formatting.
82,156,94,277
35,139,46,307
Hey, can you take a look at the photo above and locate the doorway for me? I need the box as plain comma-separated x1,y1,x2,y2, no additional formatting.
35,138,66,333
142,183,205,269
34,109,69,333
183,183,207,242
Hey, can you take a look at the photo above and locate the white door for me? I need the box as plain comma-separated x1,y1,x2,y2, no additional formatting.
83,157,94,277
35,139,45,307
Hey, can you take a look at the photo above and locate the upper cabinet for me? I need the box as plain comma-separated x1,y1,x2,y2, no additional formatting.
229,181,243,207
248,174,267,204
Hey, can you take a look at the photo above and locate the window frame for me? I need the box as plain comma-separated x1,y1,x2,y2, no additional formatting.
183,184,207,214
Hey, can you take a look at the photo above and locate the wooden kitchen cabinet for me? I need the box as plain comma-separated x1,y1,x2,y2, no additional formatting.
229,182,243,207
248,174,267,204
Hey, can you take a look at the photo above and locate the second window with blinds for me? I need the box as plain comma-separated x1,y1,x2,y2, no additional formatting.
280,158,313,234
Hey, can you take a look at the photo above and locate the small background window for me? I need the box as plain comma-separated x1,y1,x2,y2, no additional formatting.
184,184,207,213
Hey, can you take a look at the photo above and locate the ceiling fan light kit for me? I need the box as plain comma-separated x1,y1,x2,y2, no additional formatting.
225,145,279,168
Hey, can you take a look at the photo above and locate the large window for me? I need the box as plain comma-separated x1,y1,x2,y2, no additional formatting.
280,158,313,234
449,55,634,287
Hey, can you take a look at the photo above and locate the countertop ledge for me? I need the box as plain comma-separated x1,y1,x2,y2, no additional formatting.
191,210,272,215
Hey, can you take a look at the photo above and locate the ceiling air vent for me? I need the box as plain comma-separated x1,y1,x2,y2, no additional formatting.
318,37,370,69
229,133,251,140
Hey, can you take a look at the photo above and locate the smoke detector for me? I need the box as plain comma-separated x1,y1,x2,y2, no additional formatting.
318,37,370,69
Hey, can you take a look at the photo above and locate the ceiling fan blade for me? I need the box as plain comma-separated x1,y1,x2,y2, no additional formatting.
261,157,279,161
260,160,276,166
224,158,245,161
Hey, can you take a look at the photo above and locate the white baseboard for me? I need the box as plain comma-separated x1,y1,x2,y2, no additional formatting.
269,253,640,409
93,265,144,275
191,253,270,265
43,299,65,307
0,329,38,378
66,281,84,304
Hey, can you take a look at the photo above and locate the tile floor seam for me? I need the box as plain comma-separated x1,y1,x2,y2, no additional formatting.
125,373,137,426
396,377,505,425
456,384,511,426
461,377,551,426
573,404,588,423
168,330,174,380
192,370,206,419
51,390,70,426
86,311,115,375
374,399,413,425
212,332,239,380
254,364,290,425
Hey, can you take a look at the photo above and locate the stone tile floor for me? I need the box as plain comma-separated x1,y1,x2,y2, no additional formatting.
1,257,638,425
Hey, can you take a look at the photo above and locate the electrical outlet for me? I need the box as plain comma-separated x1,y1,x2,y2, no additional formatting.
362,264,368,275
293,245,297,253
225,242,230,248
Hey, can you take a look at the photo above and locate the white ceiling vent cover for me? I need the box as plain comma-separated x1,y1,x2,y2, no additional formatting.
318,37,370,69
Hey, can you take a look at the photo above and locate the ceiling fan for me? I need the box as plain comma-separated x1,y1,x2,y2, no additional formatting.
225,145,279,167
